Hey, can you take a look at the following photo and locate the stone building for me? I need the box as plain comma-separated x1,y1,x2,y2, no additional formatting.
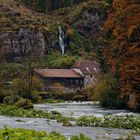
72,60,100,86
34,60,99,89
34,69,84,89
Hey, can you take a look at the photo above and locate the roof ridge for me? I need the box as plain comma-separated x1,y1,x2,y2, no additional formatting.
34,68,82,78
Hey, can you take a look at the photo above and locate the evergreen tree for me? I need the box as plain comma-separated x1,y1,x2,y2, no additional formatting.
21,0,88,13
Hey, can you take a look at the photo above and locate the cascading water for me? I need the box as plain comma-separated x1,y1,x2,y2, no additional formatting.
58,26,65,54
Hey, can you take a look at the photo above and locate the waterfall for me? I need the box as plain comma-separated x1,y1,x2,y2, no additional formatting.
58,26,65,54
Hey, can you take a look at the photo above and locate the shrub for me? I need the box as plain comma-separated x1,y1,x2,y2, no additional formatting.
80,86,96,101
76,115,140,130
0,89,13,103
3,95,21,105
0,128,66,140
92,75,125,109
31,76,43,90
0,128,91,140
44,51,77,68
12,78,32,99
70,134,91,140
0,105,50,118
0,0,15,5
0,63,25,81
31,91,42,103
0,105,73,125
15,98,33,109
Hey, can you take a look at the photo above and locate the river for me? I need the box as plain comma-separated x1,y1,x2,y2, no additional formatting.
0,102,140,140
34,101,140,118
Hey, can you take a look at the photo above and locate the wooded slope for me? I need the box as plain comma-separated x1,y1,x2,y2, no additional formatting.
104,0,140,111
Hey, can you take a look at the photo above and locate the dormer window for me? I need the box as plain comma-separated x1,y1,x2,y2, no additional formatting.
94,67,97,71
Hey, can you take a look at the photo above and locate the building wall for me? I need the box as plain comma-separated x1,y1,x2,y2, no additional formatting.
72,68,98,87
44,77,84,89
84,75,97,86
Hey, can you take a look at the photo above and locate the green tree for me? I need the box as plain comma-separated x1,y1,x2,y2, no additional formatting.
92,75,125,109
20,0,89,13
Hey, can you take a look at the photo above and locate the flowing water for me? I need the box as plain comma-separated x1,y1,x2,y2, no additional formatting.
0,102,140,140
34,101,140,118
58,26,65,54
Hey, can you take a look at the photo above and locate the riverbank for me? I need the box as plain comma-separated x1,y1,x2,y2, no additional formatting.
0,128,91,140
0,102,140,129
0,116,139,140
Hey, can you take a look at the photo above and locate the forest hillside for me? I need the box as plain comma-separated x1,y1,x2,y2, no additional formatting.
0,0,140,111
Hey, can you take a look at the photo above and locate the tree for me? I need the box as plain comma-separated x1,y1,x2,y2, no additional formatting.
104,0,140,111
21,0,88,13
92,75,125,109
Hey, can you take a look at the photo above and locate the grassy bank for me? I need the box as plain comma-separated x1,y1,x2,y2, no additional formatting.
0,105,73,126
0,105,140,130
0,128,91,140
77,115,140,130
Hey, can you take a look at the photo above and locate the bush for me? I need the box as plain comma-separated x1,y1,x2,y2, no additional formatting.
0,63,25,81
31,91,42,103
0,105,73,125
76,115,140,130
80,86,96,101
15,98,33,109
3,95,21,105
31,76,43,90
0,128,91,140
12,78,32,99
71,134,91,140
0,128,66,140
0,89,13,103
44,51,77,68
0,105,50,118
92,75,125,109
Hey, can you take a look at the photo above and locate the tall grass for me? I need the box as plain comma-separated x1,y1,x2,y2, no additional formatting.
0,0,15,5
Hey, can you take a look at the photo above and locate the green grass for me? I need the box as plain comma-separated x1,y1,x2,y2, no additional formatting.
0,105,73,126
0,128,91,140
44,51,78,68
71,134,91,140
0,128,65,140
76,115,140,130
0,105,140,130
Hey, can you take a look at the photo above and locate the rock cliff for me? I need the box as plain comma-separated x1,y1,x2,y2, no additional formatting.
0,3,57,61
66,0,109,40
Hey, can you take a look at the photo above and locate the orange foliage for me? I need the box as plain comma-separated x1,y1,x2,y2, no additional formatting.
104,0,140,111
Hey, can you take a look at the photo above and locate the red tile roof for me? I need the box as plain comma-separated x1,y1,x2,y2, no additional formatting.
72,60,99,74
34,69,82,78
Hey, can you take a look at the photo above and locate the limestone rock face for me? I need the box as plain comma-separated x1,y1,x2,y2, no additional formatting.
65,1,109,40
73,8,106,39
0,28,46,61
0,3,58,61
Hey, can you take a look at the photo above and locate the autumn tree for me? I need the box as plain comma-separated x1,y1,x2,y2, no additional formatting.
104,0,140,111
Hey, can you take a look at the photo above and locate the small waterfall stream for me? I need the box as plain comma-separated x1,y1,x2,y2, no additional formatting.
58,26,65,54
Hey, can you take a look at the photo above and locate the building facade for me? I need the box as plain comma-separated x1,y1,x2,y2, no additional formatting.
34,60,99,90
34,69,84,89
72,60,100,86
